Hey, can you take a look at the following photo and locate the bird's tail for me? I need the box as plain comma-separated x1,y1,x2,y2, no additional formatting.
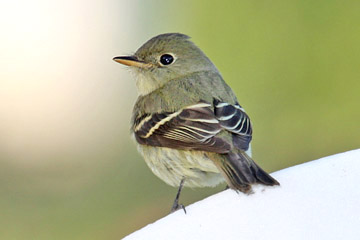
213,152,279,193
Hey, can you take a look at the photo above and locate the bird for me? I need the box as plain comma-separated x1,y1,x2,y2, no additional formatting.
113,33,279,213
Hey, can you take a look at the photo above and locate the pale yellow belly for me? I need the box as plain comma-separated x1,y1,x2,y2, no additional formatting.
136,144,225,188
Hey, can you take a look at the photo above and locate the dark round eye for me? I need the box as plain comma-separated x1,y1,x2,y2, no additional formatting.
160,54,174,65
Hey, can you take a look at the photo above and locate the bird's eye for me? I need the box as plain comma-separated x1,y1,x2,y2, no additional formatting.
159,54,174,65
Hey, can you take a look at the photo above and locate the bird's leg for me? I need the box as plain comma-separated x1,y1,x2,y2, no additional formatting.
170,178,186,214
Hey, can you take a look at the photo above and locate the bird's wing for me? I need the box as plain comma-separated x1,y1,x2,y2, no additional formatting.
213,99,252,151
133,100,252,153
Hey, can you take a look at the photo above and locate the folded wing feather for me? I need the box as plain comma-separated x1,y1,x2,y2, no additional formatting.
133,100,252,153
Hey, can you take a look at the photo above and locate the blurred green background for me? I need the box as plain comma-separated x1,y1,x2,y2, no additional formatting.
1,0,359,239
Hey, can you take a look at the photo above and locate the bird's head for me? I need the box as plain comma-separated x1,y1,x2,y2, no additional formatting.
113,33,217,95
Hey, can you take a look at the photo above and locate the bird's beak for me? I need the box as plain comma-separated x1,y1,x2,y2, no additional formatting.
113,56,152,68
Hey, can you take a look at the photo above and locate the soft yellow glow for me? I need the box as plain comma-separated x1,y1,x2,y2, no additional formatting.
0,0,138,165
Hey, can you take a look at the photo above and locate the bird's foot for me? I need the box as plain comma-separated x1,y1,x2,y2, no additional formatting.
171,202,186,214
170,178,186,214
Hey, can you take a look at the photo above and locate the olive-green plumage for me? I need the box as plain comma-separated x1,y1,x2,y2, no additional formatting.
114,33,279,197
133,70,236,118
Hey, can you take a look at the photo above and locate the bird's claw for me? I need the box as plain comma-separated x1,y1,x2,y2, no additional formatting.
171,203,186,214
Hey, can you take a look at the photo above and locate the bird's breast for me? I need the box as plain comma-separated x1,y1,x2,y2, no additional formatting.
135,143,225,188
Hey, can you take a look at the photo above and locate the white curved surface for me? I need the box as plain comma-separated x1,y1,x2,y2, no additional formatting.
124,149,360,240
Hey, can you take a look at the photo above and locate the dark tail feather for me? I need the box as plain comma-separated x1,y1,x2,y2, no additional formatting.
214,152,279,193
250,159,280,186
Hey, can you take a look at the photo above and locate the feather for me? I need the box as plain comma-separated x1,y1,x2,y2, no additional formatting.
133,101,231,153
214,99,252,151
133,100,254,152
